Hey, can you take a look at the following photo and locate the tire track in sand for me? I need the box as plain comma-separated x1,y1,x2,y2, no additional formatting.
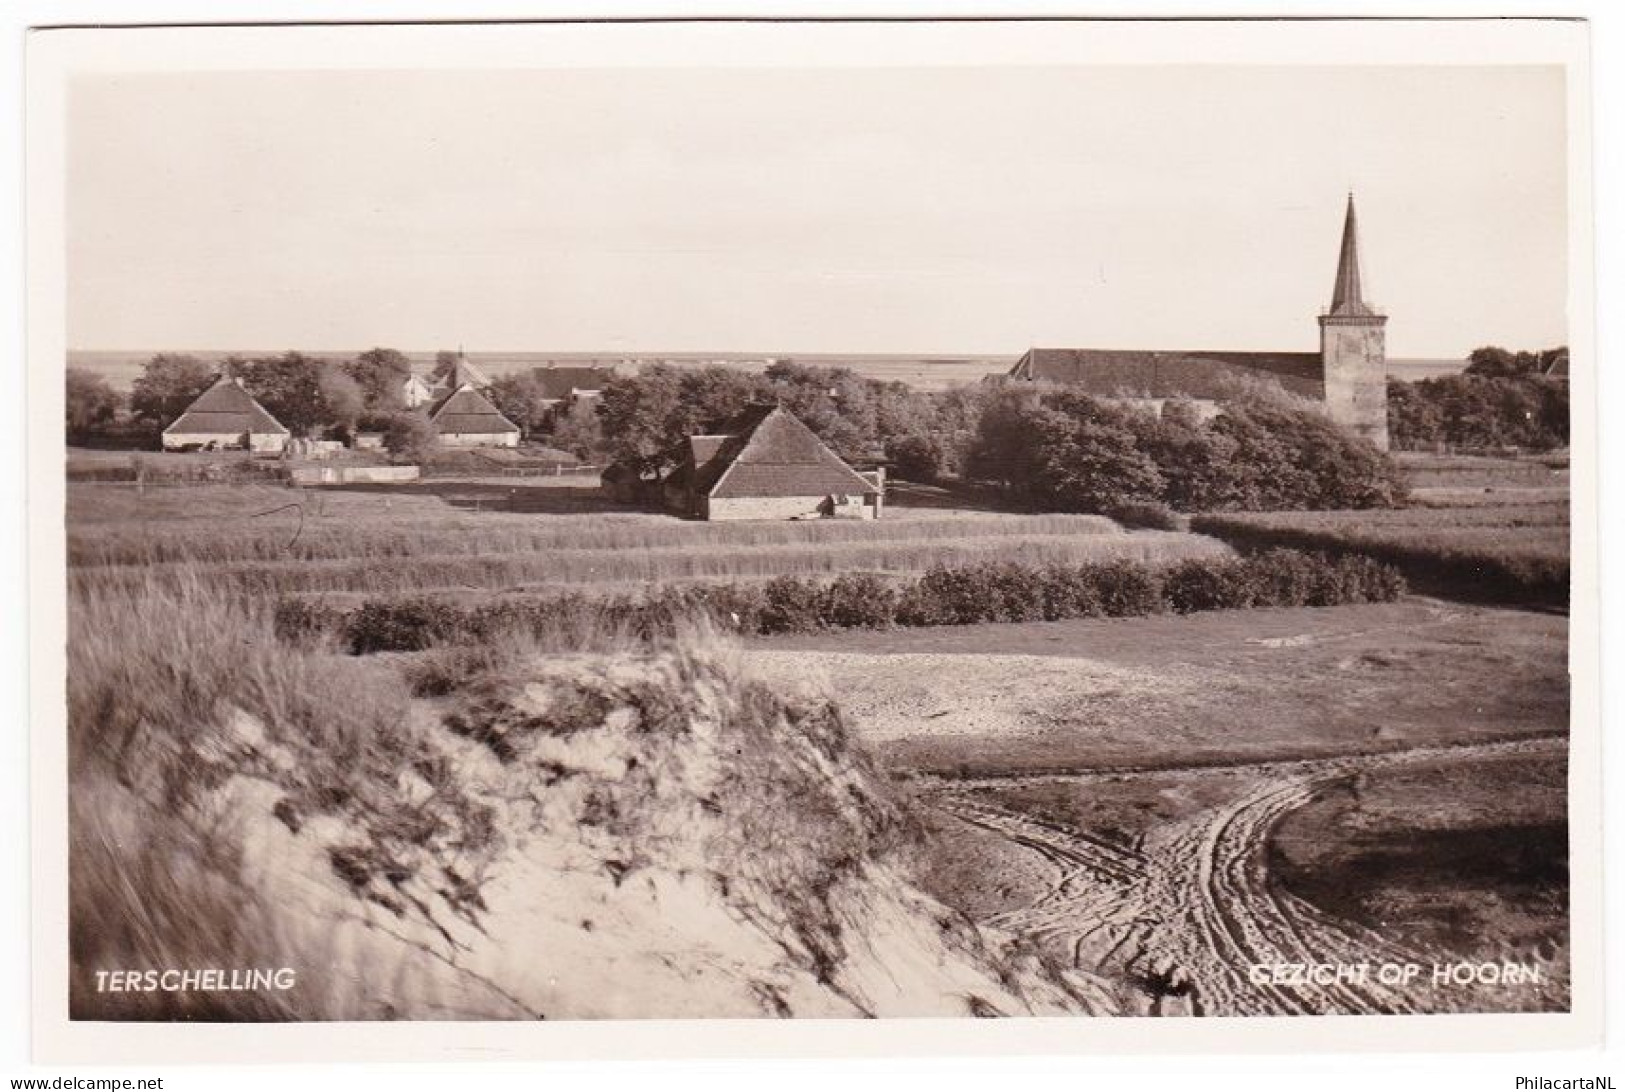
929,734,1565,1016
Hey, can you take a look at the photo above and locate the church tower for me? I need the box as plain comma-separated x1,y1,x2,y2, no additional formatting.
1319,194,1389,450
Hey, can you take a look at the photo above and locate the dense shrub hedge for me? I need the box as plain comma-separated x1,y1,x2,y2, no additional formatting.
275,548,1406,654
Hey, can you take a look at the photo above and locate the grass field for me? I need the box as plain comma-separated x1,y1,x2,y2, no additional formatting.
1191,453,1570,607
66,480,1229,598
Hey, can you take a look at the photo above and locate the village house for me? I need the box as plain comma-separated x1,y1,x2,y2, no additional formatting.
161,374,290,454
427,353,494,401
527,365,618,426
653,404,884,521
428,382,522,448
401,373,436,409
1009,194,1391,449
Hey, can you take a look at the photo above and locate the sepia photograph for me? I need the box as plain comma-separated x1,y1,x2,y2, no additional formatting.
24,14,1599,1061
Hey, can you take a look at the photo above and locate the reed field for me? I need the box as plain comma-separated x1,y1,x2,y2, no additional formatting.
66,481,1228,598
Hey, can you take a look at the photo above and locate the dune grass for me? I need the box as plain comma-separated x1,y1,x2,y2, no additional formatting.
65,569,691,1019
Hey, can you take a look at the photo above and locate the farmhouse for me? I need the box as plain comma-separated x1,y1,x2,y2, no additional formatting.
658,404,883,521
161,374,290,453
425,353,495,403
428,383,521,448
401,373,436,409
1009,194,1391,449
526,365,618,427
532,365,616,405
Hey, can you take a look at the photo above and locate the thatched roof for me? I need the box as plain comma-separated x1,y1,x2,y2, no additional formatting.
429,384,520,435
164,375,288,436
529,366,618,401
697,405,876,499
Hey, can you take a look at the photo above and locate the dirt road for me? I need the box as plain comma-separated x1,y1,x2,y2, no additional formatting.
928,734,1568,1017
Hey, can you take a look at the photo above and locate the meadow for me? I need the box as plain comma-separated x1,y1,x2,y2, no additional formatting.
1191,454,1570,607
66,480,1227,597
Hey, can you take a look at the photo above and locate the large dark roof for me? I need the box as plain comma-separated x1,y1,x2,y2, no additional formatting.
528,366,618,401
164,375,288,436
1011,348,1325,401
687,405,876,499
429,384,520,435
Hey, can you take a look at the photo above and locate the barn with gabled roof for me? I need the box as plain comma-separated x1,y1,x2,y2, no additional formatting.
162,374,290,453
661,404,883,521
428,383,521,448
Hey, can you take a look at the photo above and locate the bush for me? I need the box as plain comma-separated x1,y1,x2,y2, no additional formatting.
1106,500,1188,531
1162,558,1258,613
1035,564,1106,620
817,573,898,630
381,411,439,464
1090,560,1166,616
282,549,1406,653
758,576,825,634
346,597,464,653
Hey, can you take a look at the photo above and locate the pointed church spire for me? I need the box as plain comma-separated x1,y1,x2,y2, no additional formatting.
1327,192,1377,317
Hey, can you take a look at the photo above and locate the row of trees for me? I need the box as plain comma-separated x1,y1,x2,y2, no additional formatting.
1388,345,1569,452
594,361,979,478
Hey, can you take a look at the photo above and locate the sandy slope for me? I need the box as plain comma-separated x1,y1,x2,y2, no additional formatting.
202,648,1116,1020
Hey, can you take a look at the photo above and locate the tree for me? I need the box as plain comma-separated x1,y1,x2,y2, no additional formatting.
1211,400,1405,509
345,347,414,411
382,411,439,464
64,368,120,442
318,364,366,437
551,397,607,461
430,350,461,385
1027,408,1165,512
1465,345,1545,380
239,352,329,437
887,433,955,482
965,380,1403,514
129,353,216,427
1387,347,1569,453
1122,401,1242,511
487,372,560,436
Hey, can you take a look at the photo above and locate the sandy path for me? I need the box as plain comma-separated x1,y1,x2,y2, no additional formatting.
927,734,1566,1017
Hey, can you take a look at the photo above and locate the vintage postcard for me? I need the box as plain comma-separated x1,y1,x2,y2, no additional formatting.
26,15,1598,1062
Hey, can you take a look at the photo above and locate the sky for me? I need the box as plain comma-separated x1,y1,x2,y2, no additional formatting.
65,64,1568,358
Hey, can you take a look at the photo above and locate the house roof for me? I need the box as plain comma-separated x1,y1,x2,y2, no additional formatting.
1011,348,1325,401
529,366,618,401
163,375,289,436
698,405,877,499
435,354,492,391
429,383,521,435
